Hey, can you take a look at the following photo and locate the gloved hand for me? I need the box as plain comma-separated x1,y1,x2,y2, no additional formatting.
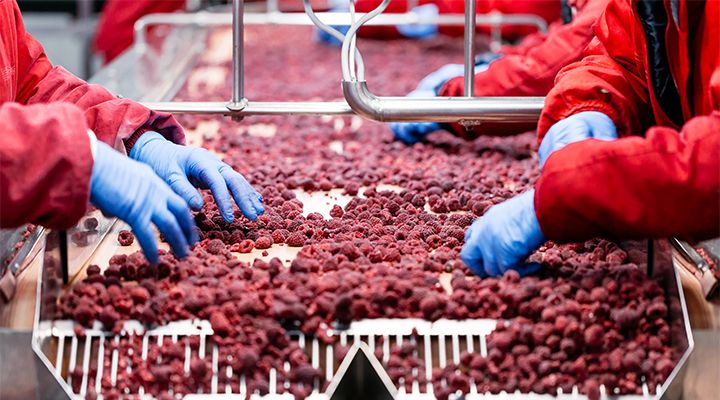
314,4,351,47
90,141,197,264
129,132,264,223
460,190,545,278
410,63,467,97
389,59,500,144
315,22,350,47
539,111,618,167
388,63,466,144
390,122,442,145
397,4,439,39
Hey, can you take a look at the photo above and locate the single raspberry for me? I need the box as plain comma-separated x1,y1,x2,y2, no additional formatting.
117,230,134,246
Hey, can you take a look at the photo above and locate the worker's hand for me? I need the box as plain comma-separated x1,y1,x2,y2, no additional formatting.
412,64,467,97
539,111,618,167
388,63,467,144
90,141,197,264
460,190,545,278
129,132,264,223
390,122,442,145
314,2,350,47
397,4,439,39
315,24,350,47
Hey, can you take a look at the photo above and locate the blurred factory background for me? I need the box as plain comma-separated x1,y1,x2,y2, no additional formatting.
19,0,104,78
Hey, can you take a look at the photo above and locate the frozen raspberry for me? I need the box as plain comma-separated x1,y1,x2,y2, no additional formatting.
343,182,360,196
231,239,255,253
190,357,208,379
292,365,322,385
117,230,134,246
255,236,273,250
210,311,232,337
583,324,604,348
86,264,101,276
329,205,344,218
129,287,150,304
204,238,225,255
71,231,89,247
285,232,306,247
84,217,99,231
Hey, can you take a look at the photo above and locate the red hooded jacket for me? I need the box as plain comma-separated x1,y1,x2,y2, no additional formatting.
438,0,608,138
93,0,559,64
355,0,560,39
534,0,719,242
0,0,185,230
94,0,186,64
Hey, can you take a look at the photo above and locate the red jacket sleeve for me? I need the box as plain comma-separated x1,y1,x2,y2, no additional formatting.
93,0,185,64
435,0,560,38
438,0,608,139
534,111,720,243
16,19,185,151
355,0,560,39
0,102,93,229
536,0,653,142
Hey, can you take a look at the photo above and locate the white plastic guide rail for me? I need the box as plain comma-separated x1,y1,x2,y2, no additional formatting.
140,0,545,123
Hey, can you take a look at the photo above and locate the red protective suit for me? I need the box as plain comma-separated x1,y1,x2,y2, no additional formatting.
534,0,720,242
94,0,187,63
355,0,561,39
438,0,608,138
1,0,185,229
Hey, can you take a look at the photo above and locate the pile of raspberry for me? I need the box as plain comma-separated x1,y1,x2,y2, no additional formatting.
57,26,676,400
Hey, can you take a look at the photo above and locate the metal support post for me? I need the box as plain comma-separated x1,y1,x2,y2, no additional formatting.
227,0,248,116
463,0,476,97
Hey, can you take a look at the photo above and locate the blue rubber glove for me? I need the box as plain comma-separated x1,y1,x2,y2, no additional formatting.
129,132,264,223
389,59,499,144
539,111,618,168
315,23,350,47
314,5,350,47
397,4,439,39
390,122,442,145
460,190,545,278
388,64,465,144
90,141,197,264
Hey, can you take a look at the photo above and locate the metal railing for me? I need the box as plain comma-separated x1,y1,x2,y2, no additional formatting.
140,0,546,123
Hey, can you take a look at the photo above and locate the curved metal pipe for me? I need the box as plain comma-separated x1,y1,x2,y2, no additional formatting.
342,81,544,123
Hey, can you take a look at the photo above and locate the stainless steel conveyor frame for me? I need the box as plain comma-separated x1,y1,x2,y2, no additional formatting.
140,0,545,124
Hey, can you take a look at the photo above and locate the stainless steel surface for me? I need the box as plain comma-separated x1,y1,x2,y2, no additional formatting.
463,0,477,97
650,240,694,399
671,238,710,273
697,238,720,264
1,226,44,276
0,228,26,268
91,26,205,102
342,81,544,123
0,329,70,400
1,226,43,305
30,230,77,400
141,100,354,115
229,0,246,111
670,238,718,299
